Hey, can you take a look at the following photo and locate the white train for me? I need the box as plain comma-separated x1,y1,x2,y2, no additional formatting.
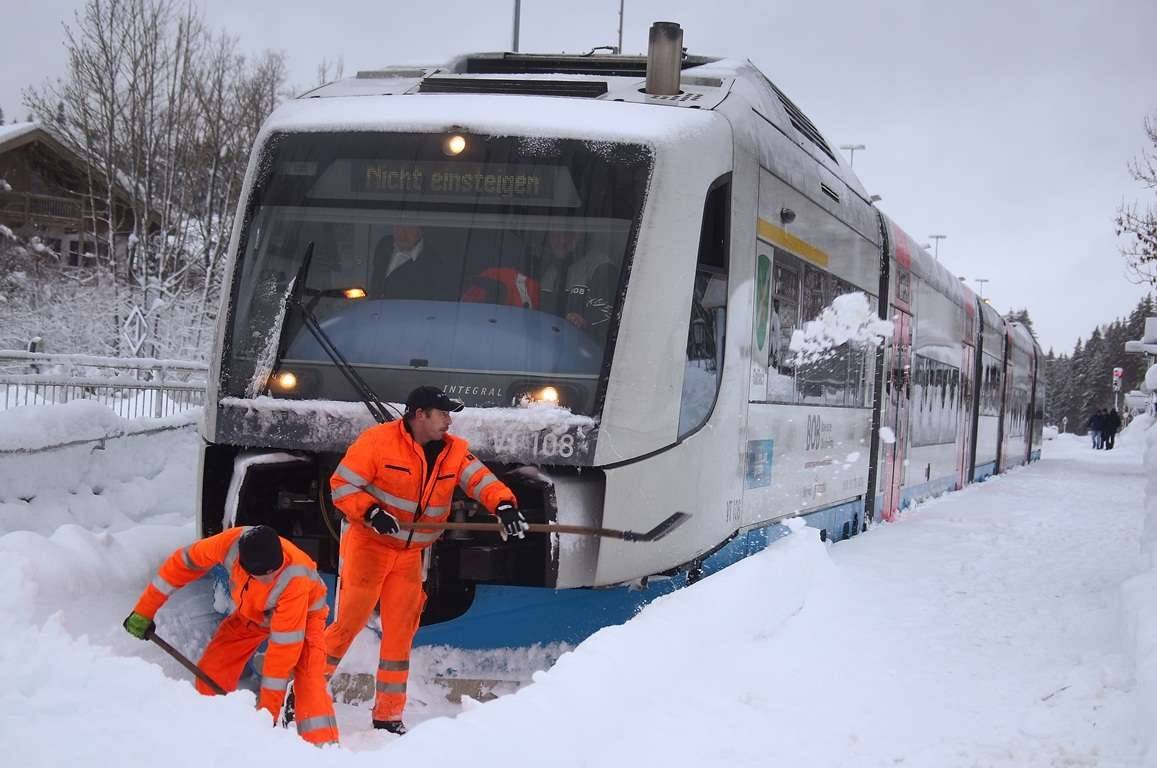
200,23,1045,647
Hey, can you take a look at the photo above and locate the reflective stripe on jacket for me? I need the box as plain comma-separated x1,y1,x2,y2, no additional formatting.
329,420,516,549
132,527,329,712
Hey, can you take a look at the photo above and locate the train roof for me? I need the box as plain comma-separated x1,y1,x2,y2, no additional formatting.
294,51,868,199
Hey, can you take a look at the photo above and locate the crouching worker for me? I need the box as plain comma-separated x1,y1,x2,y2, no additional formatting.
324,386,527,734
123,525,339,747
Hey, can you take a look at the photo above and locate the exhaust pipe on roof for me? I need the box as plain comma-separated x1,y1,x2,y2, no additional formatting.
645,21,683,96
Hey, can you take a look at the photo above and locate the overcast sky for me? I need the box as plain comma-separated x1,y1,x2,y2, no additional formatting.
3,0,1154,353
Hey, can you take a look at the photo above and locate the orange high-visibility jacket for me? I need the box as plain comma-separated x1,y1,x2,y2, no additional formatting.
330,420,516,548
132,527,329,716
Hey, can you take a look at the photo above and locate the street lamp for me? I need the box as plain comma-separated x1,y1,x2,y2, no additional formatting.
839,144,865,168
512,0,521,52
974,278,989,301
616,0,625,54
929,234,946,260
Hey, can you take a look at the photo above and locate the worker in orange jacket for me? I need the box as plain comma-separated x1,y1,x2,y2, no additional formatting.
123,525,339,747
325,386,527,734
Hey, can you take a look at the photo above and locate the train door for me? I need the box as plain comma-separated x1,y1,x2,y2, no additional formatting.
957,297,977,490
957,343,975,489
1024,349,1037,464
995,329,1011,472
882,309,912,521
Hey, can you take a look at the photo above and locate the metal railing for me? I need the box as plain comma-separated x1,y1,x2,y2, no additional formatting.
0,350,208,419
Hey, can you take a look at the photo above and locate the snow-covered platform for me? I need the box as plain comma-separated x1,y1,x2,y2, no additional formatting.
1,406,1153,766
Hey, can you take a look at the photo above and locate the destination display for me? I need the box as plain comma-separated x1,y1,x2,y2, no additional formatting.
301,158,582,208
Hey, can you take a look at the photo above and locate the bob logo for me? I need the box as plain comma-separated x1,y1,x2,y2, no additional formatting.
805,414,833,452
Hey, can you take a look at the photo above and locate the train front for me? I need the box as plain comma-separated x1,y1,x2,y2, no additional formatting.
199,91,734,642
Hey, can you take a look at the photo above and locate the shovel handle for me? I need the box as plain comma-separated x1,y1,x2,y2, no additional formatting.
148,631,227,695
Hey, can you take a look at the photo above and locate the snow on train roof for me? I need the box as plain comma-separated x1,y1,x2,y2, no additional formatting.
261,91,722,146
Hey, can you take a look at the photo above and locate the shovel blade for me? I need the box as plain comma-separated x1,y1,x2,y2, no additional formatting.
624,511,690,542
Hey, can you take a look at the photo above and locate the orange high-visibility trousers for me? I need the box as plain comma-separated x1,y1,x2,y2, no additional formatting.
197,612,339,746
324,529,425,723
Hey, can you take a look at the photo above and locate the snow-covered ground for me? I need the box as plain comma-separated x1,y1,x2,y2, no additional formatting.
1,401,1154,766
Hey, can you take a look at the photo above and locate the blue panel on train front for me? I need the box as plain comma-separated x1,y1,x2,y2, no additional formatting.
413,582,685,649
285,299,601,375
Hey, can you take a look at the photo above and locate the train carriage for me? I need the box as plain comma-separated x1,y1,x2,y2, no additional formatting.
199,23,1045,647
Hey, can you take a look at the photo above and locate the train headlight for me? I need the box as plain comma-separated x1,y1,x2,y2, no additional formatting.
272,370,298,391
443,134,467,156
514,385,564,407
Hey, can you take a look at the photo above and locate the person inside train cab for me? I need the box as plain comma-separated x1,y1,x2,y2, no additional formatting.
371,224,457,301
535,229,617,330
323,386,528,735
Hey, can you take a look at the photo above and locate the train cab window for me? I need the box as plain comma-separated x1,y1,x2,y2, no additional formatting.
678,175,731,437
221,131,653,415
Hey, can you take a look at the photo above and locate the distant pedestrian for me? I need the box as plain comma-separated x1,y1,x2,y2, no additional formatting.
1103,408,1122,450
1088,409,1104,449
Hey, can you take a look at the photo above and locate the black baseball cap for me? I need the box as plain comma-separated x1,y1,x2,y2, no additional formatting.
405,386,465,413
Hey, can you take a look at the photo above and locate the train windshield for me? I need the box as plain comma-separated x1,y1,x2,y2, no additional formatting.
221,131,652,416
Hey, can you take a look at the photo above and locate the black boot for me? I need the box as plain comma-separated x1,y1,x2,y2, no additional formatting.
281,682,295,727
372,719,407,735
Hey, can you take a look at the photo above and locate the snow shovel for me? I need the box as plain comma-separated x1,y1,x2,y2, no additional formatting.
148,630,227,695
397,511,690,542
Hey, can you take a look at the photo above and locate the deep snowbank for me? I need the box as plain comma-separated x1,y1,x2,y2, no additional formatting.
1121,414,1157,766
0,400,200,530
0,399,199,451
1,402,1150,765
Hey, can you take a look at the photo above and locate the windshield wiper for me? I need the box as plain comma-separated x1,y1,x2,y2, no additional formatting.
276,242,399,423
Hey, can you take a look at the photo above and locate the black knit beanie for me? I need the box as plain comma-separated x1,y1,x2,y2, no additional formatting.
238,525,284,575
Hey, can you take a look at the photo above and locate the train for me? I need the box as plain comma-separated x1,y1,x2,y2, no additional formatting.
197,22,1045,648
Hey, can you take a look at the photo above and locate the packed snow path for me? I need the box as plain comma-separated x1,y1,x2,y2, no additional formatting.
1,410,1150,766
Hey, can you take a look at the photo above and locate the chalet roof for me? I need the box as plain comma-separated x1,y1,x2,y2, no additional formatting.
0,121,153,226
0,122,70,157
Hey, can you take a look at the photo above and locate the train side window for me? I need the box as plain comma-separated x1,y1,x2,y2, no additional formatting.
768,250,800,403
678,175,731,437
911,354,961,446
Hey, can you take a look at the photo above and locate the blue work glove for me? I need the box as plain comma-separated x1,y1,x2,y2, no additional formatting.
495,502,528,540
123,611,155,640
365,506,400,535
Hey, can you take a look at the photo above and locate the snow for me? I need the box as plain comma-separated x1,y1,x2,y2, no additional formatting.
263,92,720,148
0,121,40,148
2,407,1154,765
1145,363,1157,392
879,425,896,444
1121,415,1157,765
788,291,892,363
220,396,596,460
0,399,199,452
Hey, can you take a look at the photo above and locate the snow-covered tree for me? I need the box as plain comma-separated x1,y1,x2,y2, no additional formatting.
18,0,287,360
1118,112,1157,285
1005,308,1038,342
